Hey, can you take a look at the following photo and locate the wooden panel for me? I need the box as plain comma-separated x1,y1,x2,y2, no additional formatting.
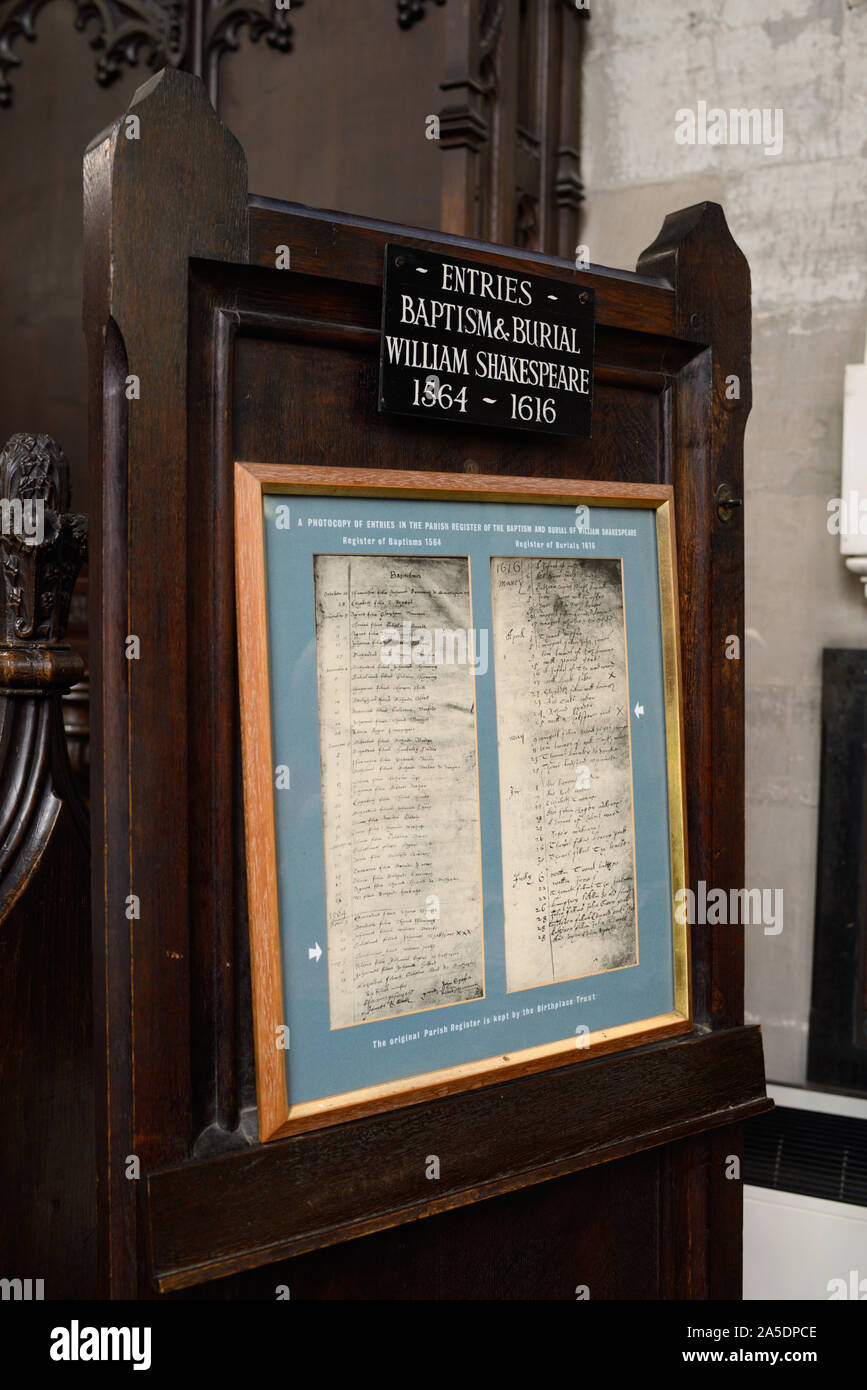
186,268,675,1153
220,1,446,235
84,71,762,1300
232,337,666,482
145,1026,769,1291
177,1154,663,1301
248,201,676,338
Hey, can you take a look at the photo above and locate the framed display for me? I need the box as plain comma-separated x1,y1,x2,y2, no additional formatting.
235,465,691,1141
807,648,867,1093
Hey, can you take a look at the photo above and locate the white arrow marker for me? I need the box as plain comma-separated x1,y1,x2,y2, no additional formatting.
482,397,497,404
308,942,323,963
634,702,644,719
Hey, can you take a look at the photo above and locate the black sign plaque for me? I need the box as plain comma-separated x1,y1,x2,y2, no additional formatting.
379,243,595,438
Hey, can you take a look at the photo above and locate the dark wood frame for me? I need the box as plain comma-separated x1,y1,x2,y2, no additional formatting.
807,648,867,1093
84,68,769,1299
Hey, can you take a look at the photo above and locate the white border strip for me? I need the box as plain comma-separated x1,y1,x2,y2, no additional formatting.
767,1083,867,1122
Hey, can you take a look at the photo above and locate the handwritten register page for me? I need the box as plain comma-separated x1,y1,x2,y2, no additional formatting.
313,554,485,1029
491,556,637,992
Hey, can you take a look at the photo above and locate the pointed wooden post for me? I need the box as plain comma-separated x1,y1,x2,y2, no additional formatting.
84,68,248,1298
638,202,752,1299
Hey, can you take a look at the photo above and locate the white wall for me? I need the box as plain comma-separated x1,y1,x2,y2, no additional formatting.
744,1187,867,1299
580,0,867,1081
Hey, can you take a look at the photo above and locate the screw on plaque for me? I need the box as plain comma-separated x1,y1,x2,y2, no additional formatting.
716,483,743,523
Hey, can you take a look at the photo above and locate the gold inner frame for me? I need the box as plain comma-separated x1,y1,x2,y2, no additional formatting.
234,464,692,1142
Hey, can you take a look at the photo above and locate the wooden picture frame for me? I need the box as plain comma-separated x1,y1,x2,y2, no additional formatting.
235,463,691,1142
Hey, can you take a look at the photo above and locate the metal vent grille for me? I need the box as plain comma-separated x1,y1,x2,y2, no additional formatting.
744,1106,867,1208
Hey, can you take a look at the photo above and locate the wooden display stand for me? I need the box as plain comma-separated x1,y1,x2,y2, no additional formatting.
83,69,769,1299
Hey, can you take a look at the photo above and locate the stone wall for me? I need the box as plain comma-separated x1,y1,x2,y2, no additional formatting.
581,0,867,1081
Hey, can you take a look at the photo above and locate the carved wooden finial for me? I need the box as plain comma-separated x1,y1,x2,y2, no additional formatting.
0,433,87,692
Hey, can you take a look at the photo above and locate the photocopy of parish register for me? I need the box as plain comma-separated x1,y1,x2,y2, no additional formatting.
491,556,637,991
313,554,485,1028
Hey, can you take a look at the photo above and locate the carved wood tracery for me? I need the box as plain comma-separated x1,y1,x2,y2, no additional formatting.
0,0,304,106
0,432,88,927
